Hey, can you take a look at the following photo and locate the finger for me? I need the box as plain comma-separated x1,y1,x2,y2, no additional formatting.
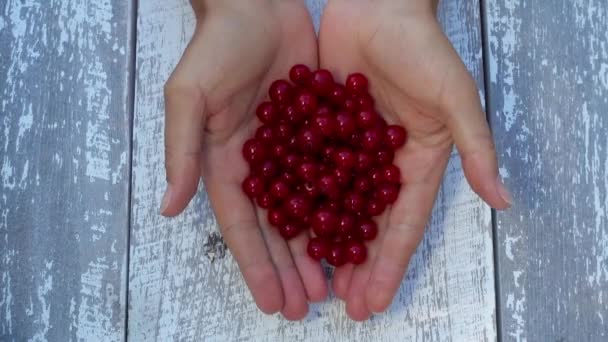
331,263,354,301
365,146,448,313
256,207,309,320
206,181,284,315
287,231,329,303
440,61,512,210
161,46,207,217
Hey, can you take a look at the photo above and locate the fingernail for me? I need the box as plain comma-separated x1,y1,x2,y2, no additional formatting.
496,177,513,207
160,185,173,215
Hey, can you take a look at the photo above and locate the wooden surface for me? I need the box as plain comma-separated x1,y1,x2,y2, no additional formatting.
0,1,134,341
483,0,608,341
127,0,496,341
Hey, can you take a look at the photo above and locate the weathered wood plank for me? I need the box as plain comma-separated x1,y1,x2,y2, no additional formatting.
129,1,496,340
483,1,608,341
0,1,134,341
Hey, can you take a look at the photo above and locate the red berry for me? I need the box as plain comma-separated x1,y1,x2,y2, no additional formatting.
256,193,273,209
333,168,352,188
337,214,356,235
356,110,378,129
297,161,319,182
326,243,347,267
242,139,267,165
271,144,287,159
311,208,338,237
333,148,356,170
356,93,375,110
274,122,292,142
343,192,365,213
320,200,341,212
316,104,332,116
280,172,297,186
256,160,278,179
346,240,367,264
355,151,374,172
282,153,300,171
310,69,334,95
358,219,378,240
377,183,400,204
289,64,312,86
307,238,330,260
296,128,323,153
242,175,265,198
328,84,346,105
369,168,383,186
353,176,372,193
300,181,319,198
268,208,287,227
385,125,407,149
294,90,318,114
269,80,293,104
361,128,383,151
317,173,340,199
311,113,337,137
321,145,336,163
343,98,357,112
284,194,312,219
335,111,356,140
255,125,275,143
256,102,278,123
383,164,401,184
376,149,395,165
279,223,301,240
269,179,290,200
282,104,305,124
366,198,386,216
346,73,369,94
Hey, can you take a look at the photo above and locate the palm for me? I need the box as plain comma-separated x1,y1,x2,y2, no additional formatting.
319,1,480,320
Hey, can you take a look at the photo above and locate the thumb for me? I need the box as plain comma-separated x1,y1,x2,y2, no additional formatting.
441,63,512,210
161,74,206,217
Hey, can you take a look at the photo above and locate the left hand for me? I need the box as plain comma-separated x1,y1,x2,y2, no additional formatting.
319,0,512,321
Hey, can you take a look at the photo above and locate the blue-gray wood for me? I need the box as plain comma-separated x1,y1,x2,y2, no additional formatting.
0,1,134,341
483,0,608,340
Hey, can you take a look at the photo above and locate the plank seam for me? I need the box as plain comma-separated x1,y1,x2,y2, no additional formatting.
125,0,139,341
479,1,503,341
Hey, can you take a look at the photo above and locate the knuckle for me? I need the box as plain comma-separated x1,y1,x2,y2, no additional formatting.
164,75,200,101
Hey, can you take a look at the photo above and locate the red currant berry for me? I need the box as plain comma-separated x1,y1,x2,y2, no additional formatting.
377,183,400,204
376,149,395,165
242,139,267,165
315,104,332,116
280,172,297,186
369,168,383,187
284,194,312,219
346,73,369,94
356,93,375,110
335,111,356,140
321,145,336,163
361,128,383,151
327,243,347,267
385,125,407,150
317,173,340,199
328,84,346,105
343,192,365,213
296,128,323,153
294,90,318,114
310,69,334,96
300,181,319,198
255,125,274,143
358,219,378,240
307,237,330,261
282,104,305,125
383,164,401,184
279,223,301,240
333,148,356,170
256,193,273,209
356,110,378,129
355,151,374,172
353,176,372,193
311,208,338,237
256,101,278,123
269,179,290,200
271,144,287,159
242,175,264,199
274,122,292,142
333,168,352,188
268,207,287,227
366,198,386,216
343,98,357,112
337,214,356,235
346,240,367,264
289,64,312,86
256,160,278,179
311,113,337,137
297,161,319,182
269,80,293,104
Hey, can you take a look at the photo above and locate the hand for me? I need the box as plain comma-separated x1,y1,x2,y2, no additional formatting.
161,1,326,320
319,0,512,320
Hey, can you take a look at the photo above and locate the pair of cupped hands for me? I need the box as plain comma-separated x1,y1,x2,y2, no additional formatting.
161,0,511,321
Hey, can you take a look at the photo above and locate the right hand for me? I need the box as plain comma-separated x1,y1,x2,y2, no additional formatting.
161,1,326,320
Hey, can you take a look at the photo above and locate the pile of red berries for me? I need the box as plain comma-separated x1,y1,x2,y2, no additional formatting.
241,65,407,267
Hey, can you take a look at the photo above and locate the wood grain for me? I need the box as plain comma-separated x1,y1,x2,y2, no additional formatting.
0,1,134,341
128,0,496,340
483,1,608,341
